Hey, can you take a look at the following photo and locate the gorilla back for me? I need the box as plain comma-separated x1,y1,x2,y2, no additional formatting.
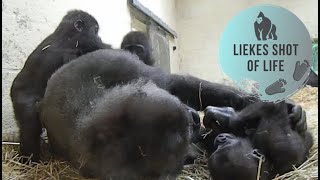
10,10,110,162
40,50,192,179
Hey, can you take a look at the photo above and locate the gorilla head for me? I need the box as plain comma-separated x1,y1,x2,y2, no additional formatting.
121,31,154,66
54,10,111,51
208,133,270,180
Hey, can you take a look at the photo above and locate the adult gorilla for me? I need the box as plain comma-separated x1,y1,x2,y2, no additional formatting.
39,49,256,179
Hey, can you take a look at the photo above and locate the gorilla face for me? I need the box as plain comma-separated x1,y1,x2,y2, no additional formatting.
121,31,154,66
256,17,263,24
208,133,270,180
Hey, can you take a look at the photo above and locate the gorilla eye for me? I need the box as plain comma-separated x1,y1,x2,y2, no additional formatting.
74,20,84,32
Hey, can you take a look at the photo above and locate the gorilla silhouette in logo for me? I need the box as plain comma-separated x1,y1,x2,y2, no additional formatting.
254,12,277,41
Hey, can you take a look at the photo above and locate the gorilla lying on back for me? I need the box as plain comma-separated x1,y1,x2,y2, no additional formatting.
39,49,256,179
203,101,313,180
121,31,155,66
10,10,111,162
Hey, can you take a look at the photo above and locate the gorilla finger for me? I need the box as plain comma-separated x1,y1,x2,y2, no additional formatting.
203,109,231,129
289,105,303,124
205,106,235,115
295,110,307,134
187,107,200,126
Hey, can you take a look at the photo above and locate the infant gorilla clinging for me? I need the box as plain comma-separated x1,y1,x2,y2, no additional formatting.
202,101,313,180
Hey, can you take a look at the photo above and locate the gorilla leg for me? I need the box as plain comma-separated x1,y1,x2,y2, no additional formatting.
12,96,42,162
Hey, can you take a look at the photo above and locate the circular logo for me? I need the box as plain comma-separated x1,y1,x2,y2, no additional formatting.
219,5,312,102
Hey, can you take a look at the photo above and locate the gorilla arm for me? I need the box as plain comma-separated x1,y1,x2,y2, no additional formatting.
57,49,257,113
166,74,257,111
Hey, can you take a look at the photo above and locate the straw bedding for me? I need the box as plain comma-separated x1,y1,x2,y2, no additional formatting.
2,86,318,180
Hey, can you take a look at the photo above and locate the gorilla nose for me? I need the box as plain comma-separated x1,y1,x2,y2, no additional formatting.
215,134,229,144
252,149,265,160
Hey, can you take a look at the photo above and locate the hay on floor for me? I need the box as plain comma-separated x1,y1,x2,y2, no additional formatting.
2,86,318,180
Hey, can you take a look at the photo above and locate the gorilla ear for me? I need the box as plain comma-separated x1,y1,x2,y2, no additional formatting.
74,19,84,32
258,12,264,17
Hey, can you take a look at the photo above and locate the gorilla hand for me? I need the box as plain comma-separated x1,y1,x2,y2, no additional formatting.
286,100,307,134
203,106,236,132
186,106,201,143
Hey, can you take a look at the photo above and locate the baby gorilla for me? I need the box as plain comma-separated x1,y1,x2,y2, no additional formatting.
40,68,194,178
203,101,313,180
120,31,154,66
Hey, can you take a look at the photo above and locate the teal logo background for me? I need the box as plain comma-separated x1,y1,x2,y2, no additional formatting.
219,5,312,102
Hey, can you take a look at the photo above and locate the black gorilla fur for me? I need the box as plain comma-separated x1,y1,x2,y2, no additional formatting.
306,70,318,87
10,10,111,162
203,101,313,180
39,49,256,179
120,31,155,66
41,79,191,179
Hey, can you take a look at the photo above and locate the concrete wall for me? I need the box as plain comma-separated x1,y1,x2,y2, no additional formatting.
175,0,318,82
139,0,177,31
2,0,317,140
2,0,177,140
131,0,180,73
